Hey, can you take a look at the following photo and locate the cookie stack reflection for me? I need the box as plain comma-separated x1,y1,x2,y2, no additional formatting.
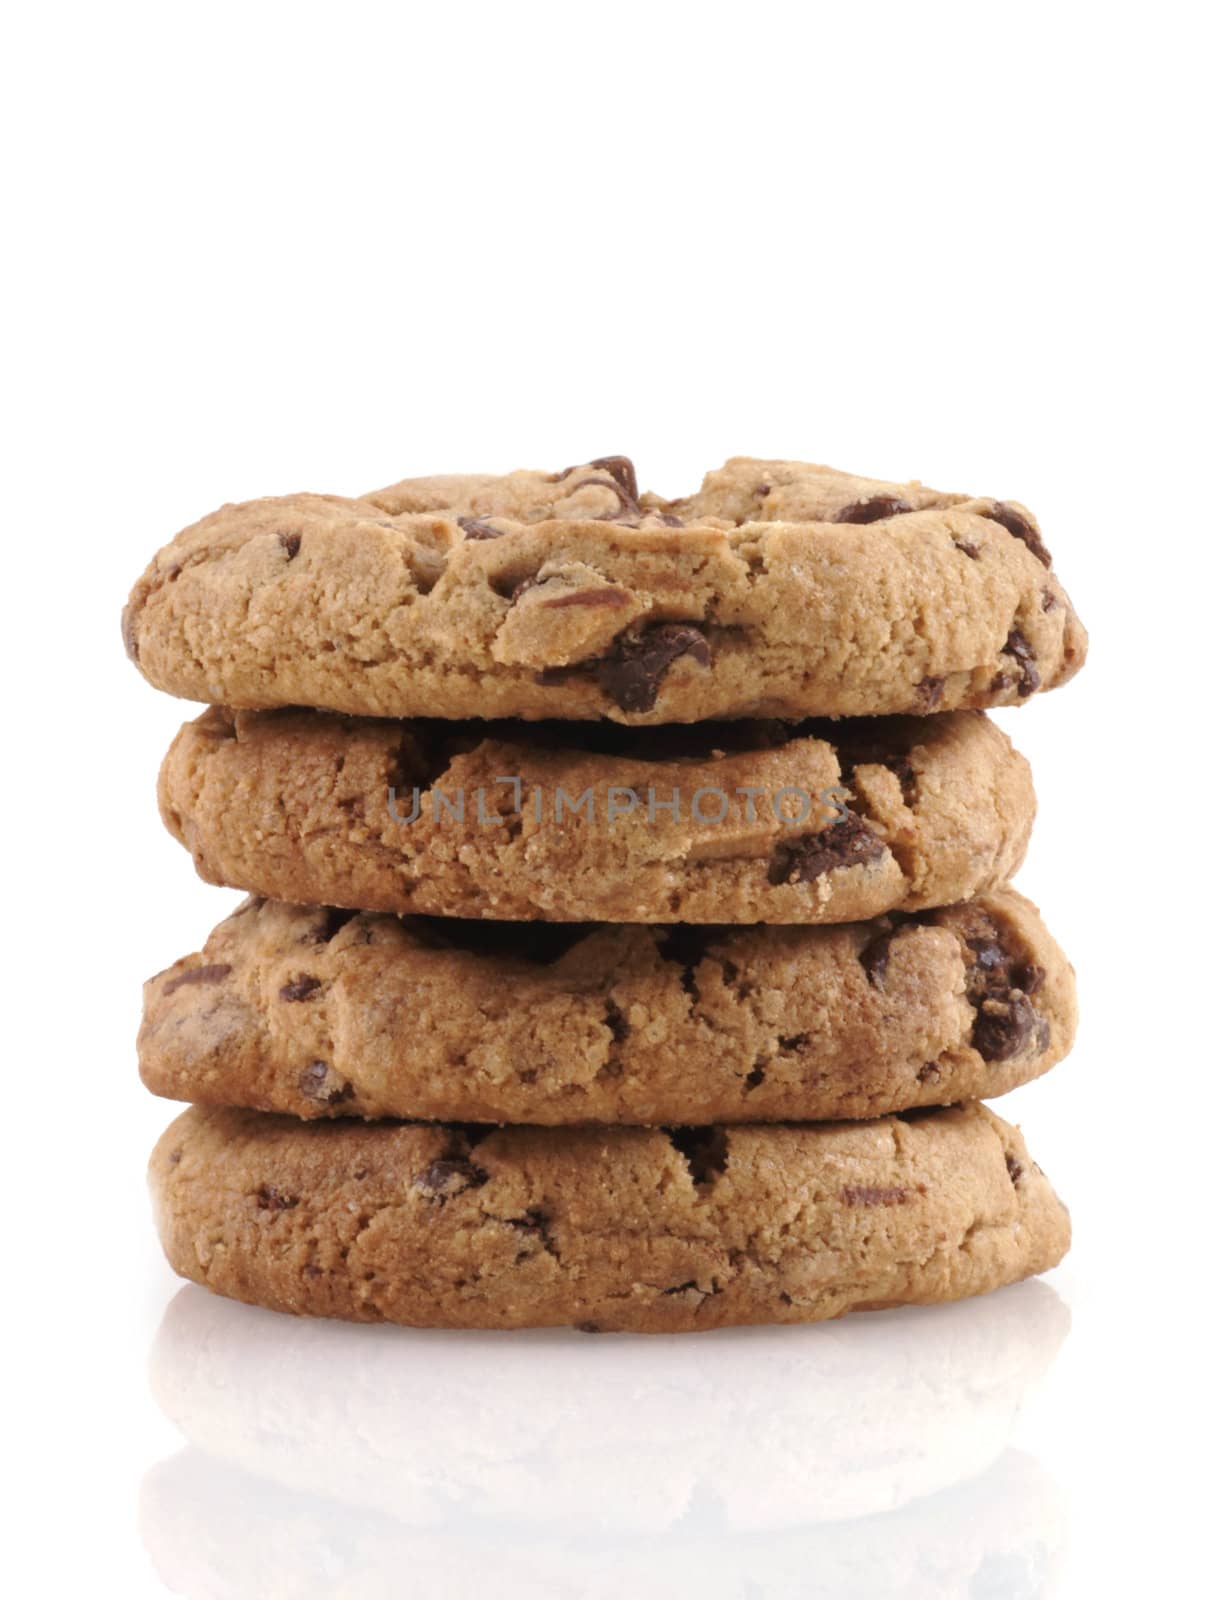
125,455,1085,1333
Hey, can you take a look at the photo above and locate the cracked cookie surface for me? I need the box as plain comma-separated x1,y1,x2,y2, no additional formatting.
150,1101,1069,1331
123,455,1086,723
140,889,1075,1124
157,709,1034,922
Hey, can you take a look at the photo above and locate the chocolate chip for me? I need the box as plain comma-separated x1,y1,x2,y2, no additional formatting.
963,926,1045,991
163,963,232,995
299,1062,327,1093
1006,1153,1025,1186
916,1062,942,1084
754,483,772,497
297,1061,355,1105
278,531,301,560
666,1127,729,1186
832,496,913,524
256,1185,298,1211
973,992,1046,1061
1016,963,1045,995
572,467,641,520
459,516,503,540
304,1263,323,1278
954,537,980,559
777,1033,808,1053
279,973,322,1002
744,1063,766,1089
914,675,945,712
168,1148,183,1165
985,501,1052,568
1001,629,1041,698
767,816,886,887
1041,589,1059,613
841,1184,914,1206
658,512,684,527
597,623,712,713
949,911,1053,1063
586,454,638,502
414,1158,488,1198
859,930,896,989
967,933,1011,974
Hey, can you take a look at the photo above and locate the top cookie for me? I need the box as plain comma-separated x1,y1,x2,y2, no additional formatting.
123,456,1086,723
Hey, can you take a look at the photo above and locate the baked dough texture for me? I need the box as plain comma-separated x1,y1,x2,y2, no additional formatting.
140,889,1075,1124
123,455,1086,723
157,708,1035,923
149,1101,1070,1332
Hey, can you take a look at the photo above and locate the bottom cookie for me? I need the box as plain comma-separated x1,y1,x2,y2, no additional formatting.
150,1102,1068,1332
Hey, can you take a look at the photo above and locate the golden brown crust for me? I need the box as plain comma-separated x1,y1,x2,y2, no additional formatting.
123,456,1086,723
139,890,1076,1124
157,709,1036,923
149,1102,1070,1331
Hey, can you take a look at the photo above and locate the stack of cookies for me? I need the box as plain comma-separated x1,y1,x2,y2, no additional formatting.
125,455,1086,1333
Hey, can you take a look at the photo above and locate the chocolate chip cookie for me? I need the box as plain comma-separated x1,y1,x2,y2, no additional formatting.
149,1101,1069,1331
157,708,1034,923
140,889,1075,1124
123,456,1086,723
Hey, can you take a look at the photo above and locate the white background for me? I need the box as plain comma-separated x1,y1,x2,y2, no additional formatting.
5,3,1226,1595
